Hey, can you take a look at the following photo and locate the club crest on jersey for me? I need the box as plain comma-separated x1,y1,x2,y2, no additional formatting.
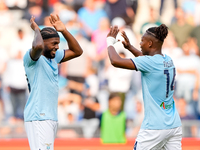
160,101,174,109
45,143,51,150
40,113,45,116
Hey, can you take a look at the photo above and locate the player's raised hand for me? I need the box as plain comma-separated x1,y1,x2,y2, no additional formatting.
121,31,132,50
49,14,66,32
30,16,40,31
107,26,119,39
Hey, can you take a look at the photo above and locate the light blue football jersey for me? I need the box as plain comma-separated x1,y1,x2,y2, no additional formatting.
131,54,181,130
23,49,64,122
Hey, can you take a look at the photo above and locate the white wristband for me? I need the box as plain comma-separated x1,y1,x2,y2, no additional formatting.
106,36,117,47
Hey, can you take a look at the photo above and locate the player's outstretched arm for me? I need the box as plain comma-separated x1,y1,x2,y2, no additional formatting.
30,16,44,61
107,26,136,70
49,14,83,62
121,31,143,57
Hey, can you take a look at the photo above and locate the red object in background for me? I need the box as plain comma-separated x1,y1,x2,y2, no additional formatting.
49,0,59,7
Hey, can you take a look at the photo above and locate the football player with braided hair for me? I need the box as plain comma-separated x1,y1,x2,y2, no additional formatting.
106,24,182,150
23,14,83,150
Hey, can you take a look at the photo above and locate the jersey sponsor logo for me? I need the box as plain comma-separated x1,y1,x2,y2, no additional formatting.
160,101,174,109
45,143,51,150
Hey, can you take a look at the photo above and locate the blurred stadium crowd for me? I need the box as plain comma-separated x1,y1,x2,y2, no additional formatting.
0,0,200,139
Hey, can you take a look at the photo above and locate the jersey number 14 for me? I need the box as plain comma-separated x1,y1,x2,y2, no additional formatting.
164,68,176,98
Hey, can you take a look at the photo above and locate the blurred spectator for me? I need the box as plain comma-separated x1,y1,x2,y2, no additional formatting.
0,45,9,123
181,0,200,26
59,7,77,25
4,50,27,124
140,7,162,35
175,41,200,119
51,2,77,25
58,65,100,138
57,99,80,138
23,4,47,25
91,17,110,65
160,0,177,16
51,2,66,15
91,17,110,84
105,52,133,110
27,0,49,13
0,0,13,26
5,0,27,10
104,0,137,26
0,126,12,138
170,7,194,48
81,96,100,138
85,65,99,98
177,98,198,137
59,18,95,109
58,99,80,126
186,36,199,56
123,72,142,121
81,67,100,138
58,16,97,132
194,0,200,26
190,25,200,56
77,0,107,39
10,29,32,58
61,0,84,12
1,28,31,124
0,87,2,122
127,0,138,15
162,31,183,66
100,92,126,143
182,0,196,15
126,98,144,138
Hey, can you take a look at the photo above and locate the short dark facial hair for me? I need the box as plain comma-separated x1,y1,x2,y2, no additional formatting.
43,37,60,59
43,45,55,59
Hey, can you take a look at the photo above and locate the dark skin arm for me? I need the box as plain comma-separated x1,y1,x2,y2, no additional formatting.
30,16,44,61
121,31,143,57
107,26,139,70
49,14,83,62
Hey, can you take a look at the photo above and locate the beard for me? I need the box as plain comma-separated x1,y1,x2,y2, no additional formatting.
43,48,55,59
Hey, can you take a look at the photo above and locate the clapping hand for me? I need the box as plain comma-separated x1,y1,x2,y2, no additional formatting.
107,26,119,39
121,31,132,50
49,14,66,32
30,16,40,31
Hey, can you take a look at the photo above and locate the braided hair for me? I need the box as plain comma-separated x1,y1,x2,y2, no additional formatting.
146,24,168,42
40,27,59,40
